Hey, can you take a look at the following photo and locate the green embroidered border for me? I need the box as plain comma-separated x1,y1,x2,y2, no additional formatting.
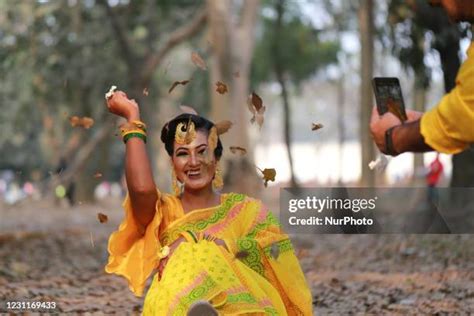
162,193,245,244
246,211,281,239
236,237,265,276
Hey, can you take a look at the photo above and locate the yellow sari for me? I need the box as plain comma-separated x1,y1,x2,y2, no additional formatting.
106,191,313,315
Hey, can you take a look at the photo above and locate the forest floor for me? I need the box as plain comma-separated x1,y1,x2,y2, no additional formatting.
1,197,474,315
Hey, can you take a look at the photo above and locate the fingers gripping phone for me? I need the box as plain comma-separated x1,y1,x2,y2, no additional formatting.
372,77,408,122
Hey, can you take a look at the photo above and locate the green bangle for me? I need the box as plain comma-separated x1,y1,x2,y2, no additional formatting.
123,132,147,144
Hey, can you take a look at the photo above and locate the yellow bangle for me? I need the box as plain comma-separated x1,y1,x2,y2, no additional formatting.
131,120,147,130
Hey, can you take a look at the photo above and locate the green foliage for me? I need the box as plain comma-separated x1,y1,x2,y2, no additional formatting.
0,0,202,176
386,0,469,89
252,1,339,87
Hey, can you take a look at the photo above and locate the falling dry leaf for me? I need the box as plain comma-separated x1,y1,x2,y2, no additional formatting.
312,123,324,131
262,168,276,187
69,116,80,127
191,51,207,71
81,117,94,129
97,213,108,224
215,81,228,94
93,172,102,179
229,146,247,156
247,92,266,129
168,80,191,94
256,167,276,187
179,105,199,115
215,120,233,135
251,92,263,111
143,87,149,96
69,116,94,129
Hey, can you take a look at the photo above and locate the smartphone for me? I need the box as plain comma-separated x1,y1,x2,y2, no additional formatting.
372,77,408,122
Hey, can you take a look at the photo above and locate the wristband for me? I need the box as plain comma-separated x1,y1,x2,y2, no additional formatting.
384,126,398,156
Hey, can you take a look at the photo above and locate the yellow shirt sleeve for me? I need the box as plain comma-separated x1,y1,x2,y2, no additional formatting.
421,42,474,154
105,189,165,297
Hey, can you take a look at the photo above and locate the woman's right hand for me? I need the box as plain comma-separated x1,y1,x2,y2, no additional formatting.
106,91,140,121
157,237,185,279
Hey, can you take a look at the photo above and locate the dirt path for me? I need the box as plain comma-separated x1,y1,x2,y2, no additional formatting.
1,199,473,314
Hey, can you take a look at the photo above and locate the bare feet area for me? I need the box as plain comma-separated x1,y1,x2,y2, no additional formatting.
1,198,474,315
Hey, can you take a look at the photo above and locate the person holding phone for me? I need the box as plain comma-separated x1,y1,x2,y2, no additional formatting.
370,0,474,156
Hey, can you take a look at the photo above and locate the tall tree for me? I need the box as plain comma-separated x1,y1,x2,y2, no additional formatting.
359,0,375,186
0,1,208,200
252,0,339,187
206,0,261,195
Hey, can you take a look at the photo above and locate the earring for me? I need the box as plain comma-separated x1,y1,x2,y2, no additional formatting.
212,163,224,191
171,168,181,196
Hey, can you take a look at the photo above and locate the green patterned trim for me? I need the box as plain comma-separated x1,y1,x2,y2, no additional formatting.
226,292,258,304
263,307,280,316
236,237,265,276
173,276,218,314
246,211,280,239
162,193,245,244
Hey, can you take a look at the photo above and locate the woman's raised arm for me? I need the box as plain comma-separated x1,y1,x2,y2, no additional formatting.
106,91,157,230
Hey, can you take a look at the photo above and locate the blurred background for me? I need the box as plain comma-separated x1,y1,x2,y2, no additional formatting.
1,0,474,314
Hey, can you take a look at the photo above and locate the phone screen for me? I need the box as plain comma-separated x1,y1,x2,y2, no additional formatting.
372,77,408,122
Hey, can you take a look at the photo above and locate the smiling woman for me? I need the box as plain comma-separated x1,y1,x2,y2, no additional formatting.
104,91,313,315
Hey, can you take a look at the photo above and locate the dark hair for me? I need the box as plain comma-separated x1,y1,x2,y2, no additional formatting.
160,113,223,159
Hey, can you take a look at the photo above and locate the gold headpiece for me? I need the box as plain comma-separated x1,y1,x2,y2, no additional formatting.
175,119,196,144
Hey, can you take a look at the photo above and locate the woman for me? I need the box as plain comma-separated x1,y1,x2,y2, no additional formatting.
105,90,313,315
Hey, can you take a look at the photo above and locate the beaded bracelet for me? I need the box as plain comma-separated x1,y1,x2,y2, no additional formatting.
123,132,147,144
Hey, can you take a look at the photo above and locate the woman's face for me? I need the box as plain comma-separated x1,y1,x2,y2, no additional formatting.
172,130,217,192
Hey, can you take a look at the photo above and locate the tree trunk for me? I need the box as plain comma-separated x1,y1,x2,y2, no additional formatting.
413,71,427,186
337,75,345,184
358,0,375,187
206,0,262,196
274,0,297,188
